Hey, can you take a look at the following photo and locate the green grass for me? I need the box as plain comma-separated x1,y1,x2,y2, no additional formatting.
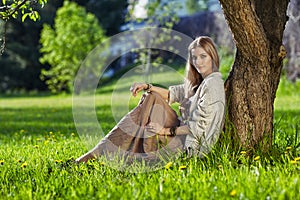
0,77,299,199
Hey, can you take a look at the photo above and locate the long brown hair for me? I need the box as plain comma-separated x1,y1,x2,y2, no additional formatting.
185,36,220,91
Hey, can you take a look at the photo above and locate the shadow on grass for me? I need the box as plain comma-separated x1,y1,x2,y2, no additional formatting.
0,91,54,98
0,105,116,139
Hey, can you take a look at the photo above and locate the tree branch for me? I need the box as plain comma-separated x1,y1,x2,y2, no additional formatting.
6,0,29,19
0,0,31,55
0,21,7,55
0,5,9,10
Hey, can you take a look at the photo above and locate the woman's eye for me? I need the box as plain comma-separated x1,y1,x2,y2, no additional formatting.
200,55,207,59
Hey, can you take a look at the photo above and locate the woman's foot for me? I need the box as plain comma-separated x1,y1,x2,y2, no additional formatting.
75,152,96,163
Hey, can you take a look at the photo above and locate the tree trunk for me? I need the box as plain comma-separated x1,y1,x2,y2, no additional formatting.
219,0,290,147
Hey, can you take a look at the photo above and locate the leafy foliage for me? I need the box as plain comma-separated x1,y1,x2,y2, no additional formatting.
39,1,106,93
0,0,127,93
126,0,182,83
0,0,47,21
0,0,47,53
186,0,210,14
85,0,128,36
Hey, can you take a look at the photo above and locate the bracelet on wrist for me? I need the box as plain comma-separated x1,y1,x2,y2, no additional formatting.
170,126,177,136
144,83,153,92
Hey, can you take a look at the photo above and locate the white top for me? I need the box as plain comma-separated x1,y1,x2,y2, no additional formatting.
169,72,226,156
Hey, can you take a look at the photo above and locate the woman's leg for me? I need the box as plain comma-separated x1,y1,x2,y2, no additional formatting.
75,92,186,163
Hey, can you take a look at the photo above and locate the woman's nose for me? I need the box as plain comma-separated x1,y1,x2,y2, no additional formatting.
196,58,202,65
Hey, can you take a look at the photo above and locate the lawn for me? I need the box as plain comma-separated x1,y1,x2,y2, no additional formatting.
0,77,299,199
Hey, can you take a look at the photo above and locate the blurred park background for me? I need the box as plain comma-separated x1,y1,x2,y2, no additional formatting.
1,1,300,199
0,0,299,95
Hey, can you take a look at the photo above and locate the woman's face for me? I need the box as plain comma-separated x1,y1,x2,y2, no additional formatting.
191,47,213,78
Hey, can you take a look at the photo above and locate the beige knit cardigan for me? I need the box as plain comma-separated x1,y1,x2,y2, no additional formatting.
169,72,226,156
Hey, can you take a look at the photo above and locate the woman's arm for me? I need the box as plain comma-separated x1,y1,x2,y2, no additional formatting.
130,83,169,101
146,122,191,136
161,125,191,136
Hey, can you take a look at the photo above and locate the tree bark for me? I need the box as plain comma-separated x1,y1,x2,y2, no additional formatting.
219,0,290,147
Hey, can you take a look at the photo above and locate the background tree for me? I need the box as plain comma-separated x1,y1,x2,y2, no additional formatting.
0,0,56,93
186,0,209,14
126,0,182,83
84,0,128,36
219,0,290,148
284,0,300,81
0,0,127,93
0,0,47,53
39,1,106,93
69,0,128,36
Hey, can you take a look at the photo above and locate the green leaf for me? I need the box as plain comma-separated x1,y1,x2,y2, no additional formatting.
12,12,18,19
22,13,29,22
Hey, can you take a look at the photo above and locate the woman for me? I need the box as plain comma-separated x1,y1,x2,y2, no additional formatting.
75,36,225,163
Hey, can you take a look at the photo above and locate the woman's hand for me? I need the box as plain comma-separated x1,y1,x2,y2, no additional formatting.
184,81,197,98
130,82,147,97
179,98,190,120
145,122,166,136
